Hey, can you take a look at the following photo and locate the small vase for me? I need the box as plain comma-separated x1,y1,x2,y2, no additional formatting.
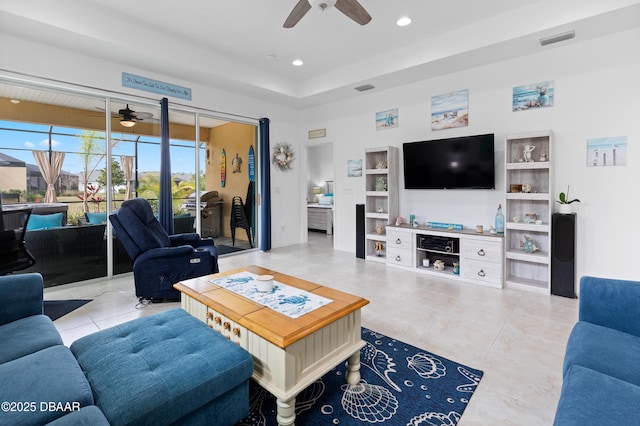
558,204,572,214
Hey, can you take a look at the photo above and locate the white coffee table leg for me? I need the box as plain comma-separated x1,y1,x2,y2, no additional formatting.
345,350,362,385
276,396,296,426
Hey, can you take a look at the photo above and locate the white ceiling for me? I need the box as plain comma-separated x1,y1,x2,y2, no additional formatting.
1,0,639,108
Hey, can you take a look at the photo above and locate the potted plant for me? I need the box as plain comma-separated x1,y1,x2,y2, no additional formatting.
557,186,580,214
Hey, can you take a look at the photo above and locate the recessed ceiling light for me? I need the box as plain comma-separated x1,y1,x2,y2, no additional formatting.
266,54,277,61
10,99,20,104
396,17,412,27
292,59,304,66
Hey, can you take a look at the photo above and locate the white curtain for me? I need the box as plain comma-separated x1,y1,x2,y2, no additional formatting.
33,150,65,203
121,155,134,200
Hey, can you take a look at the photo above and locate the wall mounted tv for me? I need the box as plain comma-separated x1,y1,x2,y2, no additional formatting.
403,133,495,189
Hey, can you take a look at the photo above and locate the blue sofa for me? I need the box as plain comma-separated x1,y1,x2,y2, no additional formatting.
554,276,640,425
0,273,253,426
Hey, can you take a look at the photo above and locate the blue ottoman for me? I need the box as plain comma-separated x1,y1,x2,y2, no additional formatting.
70,308,253,426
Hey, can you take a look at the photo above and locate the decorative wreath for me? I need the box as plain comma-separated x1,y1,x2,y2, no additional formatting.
272,143,294,171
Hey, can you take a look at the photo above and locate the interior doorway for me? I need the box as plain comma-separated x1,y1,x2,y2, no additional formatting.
306,143,334,242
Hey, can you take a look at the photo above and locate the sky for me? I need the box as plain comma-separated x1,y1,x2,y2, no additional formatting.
0,120,203,175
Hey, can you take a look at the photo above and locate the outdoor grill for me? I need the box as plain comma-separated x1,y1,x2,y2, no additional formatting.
181,191,223,238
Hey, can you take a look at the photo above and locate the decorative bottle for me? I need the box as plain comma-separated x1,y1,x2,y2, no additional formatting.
495,204,504,234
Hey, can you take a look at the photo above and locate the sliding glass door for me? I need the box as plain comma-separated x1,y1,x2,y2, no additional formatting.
0,78,261,287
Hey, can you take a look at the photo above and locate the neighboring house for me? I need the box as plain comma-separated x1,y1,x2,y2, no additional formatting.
0,151,78,193
0,152,26,192
26,163,78,193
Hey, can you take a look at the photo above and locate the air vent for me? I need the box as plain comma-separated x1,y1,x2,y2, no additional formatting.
539,30,575,46
354,84,375,92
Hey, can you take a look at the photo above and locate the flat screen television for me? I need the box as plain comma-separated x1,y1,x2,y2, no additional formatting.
403,133,495,189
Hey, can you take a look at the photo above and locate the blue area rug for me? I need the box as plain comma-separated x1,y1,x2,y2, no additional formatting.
237,327,483,425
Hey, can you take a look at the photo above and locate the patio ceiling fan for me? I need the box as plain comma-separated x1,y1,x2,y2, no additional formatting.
115,105,154,128
95,104,155,128
283,0,372,28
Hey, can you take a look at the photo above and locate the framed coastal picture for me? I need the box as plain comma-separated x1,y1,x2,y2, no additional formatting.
512,80,554,111
431,89,468,131
376,108,398,130
347,159,362,177
587,136,627,167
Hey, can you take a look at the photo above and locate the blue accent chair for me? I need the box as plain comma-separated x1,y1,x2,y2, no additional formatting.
554,276,640,425
109,198,219,301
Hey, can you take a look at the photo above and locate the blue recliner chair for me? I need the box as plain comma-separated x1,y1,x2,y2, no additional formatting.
109,198,219,302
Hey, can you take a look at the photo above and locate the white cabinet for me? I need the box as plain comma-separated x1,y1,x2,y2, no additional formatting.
461,239,503,287
387,225,503,289
307,205,333,234
386,227,413,267
504,130,553,293
364,147,399,262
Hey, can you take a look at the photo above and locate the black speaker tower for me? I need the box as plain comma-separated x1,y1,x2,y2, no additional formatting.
551,213,577,298
356,204,365,259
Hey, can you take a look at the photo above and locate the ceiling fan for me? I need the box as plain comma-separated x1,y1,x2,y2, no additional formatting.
116,104,154,128
95,104,155,128
284,0,372,28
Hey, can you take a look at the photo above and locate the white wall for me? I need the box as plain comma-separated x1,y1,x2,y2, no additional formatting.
299,28,640,281
0,34,303,249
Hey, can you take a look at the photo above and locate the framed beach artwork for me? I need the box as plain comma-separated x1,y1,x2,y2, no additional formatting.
587,136,627,167
376,108,398,130
512,80,554,111
347,159,362,177
431,89,468,131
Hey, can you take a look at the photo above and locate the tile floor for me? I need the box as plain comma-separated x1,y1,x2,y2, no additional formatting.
45,232,578,425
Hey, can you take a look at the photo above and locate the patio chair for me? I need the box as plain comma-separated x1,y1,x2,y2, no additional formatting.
230,196,253,248
109,198,219,302
0,201,36,276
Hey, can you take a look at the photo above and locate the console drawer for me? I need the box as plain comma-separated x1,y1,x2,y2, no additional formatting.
386,247,412,267
462,240,502,263
386,230,412,250
461,259,502,285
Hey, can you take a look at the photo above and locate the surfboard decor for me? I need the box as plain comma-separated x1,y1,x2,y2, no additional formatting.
248,145,255,182
220,149,226,187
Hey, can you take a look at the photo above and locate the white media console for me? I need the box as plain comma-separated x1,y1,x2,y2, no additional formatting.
385,224,504,289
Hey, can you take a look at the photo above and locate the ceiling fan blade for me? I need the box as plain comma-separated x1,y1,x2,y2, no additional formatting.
131,111,153,119
335,0,371,25
283,0,312,28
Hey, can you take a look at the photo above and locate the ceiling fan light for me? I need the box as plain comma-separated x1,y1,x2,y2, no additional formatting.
120,119,136,128
397,17,412,27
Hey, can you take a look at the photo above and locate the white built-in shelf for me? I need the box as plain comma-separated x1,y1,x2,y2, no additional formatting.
506,162,550,170
364,146,399,261
504,130,554,293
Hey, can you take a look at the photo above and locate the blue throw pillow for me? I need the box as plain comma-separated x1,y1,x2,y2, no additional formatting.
27,213,64,230
86,212,107,225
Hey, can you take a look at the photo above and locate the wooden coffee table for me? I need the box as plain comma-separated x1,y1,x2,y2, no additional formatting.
174,265,369,426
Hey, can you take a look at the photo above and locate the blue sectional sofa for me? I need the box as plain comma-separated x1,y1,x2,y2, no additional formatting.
0,273,253,426
554,276,640,425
